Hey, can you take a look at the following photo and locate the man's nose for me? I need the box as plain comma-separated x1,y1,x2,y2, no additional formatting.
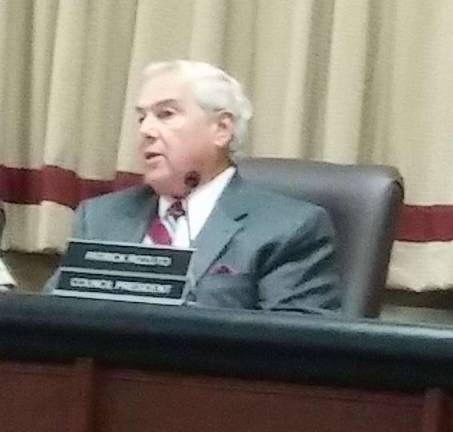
139,113,159,138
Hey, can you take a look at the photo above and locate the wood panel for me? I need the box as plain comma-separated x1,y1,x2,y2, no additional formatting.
0,360,441,432
94,369,424,432
0,362,75,432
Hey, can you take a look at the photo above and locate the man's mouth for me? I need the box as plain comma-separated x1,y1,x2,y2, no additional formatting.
144,151,163,161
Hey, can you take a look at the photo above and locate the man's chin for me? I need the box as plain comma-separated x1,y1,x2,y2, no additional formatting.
143,173,185,197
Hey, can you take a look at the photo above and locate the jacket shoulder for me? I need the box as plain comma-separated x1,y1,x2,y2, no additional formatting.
240,180,327,217
78,185,152,211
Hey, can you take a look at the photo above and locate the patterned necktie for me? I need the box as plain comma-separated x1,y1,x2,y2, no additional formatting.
147,200,185,245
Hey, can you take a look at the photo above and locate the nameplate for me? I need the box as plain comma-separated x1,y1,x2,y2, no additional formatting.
54,269,186,305
54,239,195,305
61,238,194,276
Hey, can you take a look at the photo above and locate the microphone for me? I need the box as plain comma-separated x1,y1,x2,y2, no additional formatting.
184,170,201,193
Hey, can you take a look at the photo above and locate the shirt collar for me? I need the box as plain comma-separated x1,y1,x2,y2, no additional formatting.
158,165,236,225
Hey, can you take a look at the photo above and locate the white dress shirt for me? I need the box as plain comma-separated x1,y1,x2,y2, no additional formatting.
144,166,237,247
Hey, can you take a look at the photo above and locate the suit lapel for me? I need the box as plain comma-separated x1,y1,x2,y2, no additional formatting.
190,173,248,284
107,178,250,283
110,186,158,243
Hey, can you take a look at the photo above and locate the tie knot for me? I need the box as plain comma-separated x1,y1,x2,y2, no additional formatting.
167,200,185,220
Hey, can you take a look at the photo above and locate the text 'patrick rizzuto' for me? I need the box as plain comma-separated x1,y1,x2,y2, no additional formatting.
84,251,171,267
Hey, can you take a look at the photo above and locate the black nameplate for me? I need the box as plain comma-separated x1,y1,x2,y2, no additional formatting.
54,269,185,305
61,239,194,276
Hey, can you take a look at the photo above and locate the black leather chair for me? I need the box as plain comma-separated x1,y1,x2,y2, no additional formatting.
237,158,404,319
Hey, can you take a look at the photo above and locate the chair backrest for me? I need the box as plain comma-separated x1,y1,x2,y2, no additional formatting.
237,158,404,319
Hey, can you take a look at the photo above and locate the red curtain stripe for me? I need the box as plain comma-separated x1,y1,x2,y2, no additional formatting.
1,165,452,243
0,165,141,208
397,205,453,243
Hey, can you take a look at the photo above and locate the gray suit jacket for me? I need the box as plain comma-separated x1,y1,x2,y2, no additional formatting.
46,173,341,314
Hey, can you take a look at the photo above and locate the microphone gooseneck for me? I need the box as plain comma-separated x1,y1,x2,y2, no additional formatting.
181,170,200,247
180,171,201,304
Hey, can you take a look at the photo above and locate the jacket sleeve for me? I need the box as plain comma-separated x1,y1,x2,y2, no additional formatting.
41,202,88,293
256,206,342,315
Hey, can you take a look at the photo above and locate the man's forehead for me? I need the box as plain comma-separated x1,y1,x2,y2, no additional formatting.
137,73,191,108
135,98,181,112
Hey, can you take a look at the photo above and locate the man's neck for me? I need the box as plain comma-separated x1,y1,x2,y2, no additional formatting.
197,160,233,189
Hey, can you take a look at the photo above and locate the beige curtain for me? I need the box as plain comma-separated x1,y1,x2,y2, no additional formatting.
1,0,453,291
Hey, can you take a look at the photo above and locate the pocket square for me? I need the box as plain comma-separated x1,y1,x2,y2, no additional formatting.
209,264,238,275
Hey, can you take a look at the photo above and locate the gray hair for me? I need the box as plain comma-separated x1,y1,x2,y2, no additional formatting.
142,60,253,157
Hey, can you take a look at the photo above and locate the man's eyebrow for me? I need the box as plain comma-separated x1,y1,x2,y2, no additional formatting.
135,99,180,112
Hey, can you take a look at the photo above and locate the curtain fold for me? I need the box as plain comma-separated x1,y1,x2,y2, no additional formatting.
1,0,452,290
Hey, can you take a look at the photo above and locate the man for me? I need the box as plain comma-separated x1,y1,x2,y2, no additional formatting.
46,60,341,314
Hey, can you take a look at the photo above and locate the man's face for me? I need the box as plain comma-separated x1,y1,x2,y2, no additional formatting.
136,73,231,197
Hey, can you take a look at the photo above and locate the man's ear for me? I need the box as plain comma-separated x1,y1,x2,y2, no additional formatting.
214,111,234,148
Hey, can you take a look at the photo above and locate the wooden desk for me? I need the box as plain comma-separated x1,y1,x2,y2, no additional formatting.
0,294,452,432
